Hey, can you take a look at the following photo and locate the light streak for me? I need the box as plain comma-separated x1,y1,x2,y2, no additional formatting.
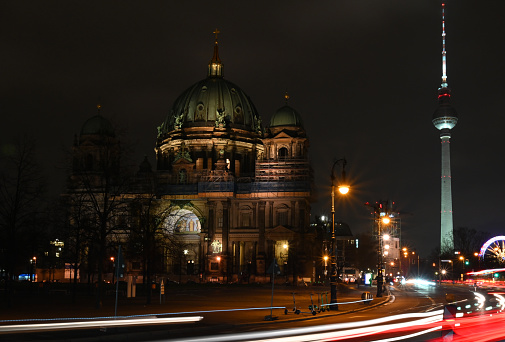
0,316,203,334
0,306,285,323
363,325,442,342
493,293,505,310
172,310,443,342
405,278,437,286
466,268,505,276
474,292,486,309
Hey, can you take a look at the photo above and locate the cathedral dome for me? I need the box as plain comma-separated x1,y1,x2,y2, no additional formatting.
270,105,304,128
80,113,115,137
160,77,261,133
158,37,261,136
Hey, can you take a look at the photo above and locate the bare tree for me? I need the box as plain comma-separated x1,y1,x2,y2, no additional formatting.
56,192,95,302
0,136,46,307
453,227,487,257
127,193,191,303
68,127,133,309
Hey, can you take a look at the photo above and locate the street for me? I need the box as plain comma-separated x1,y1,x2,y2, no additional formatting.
0,281,481,341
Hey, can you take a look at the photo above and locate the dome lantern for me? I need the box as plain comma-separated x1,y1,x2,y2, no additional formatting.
208,28,223,78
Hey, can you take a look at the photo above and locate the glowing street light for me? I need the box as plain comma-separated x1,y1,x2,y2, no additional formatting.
338,185,349,195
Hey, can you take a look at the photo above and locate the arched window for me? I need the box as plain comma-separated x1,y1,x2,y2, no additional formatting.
278,147,288,160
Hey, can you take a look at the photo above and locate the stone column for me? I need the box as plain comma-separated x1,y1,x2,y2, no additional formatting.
291,201,296,228
257,201,266,275
252,201,257,228
205,202,216,280
268,201,274,228
222,200,231,281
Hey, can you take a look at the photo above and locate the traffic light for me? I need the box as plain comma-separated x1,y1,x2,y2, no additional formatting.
465,259,469,265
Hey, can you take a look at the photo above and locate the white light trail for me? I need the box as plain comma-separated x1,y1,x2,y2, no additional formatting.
172,310,443,342
493,293,505,310
0,316,202,334
474,292,486,309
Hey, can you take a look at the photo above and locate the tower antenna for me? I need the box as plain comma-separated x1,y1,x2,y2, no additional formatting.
441,3,448,89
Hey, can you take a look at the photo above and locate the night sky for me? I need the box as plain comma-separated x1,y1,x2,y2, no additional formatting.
2,1,505,257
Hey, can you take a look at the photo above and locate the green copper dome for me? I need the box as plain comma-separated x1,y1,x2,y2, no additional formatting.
158,37,262,136
269,105,304,128
80,114,115,137
160,77,261,133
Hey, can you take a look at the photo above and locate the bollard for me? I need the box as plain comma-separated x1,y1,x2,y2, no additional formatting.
361,291,373,303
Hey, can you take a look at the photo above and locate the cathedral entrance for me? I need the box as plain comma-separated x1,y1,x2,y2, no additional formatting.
164,208,202,281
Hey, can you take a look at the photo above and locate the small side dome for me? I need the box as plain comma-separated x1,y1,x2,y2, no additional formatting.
80,114,115,137
270,105,304,128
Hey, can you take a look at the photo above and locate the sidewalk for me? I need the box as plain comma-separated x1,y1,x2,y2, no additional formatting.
0,283,389,325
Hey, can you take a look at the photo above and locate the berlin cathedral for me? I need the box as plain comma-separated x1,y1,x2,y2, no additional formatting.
68,34,316,284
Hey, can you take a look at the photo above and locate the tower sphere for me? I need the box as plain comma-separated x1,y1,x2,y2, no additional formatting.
432,88,458,131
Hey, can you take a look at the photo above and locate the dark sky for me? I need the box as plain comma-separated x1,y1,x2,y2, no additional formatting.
2,1,504,257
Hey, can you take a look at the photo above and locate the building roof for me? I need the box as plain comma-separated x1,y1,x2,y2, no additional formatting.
158,36,262,136
269,105,304,128
80,114,115,137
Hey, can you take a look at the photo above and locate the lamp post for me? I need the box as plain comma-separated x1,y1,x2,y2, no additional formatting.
376,218,390,297
330,158,349,311
323,255,329,283
459,255,464,281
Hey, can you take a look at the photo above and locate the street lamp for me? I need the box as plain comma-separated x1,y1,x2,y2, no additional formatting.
30,257,37,282
330,158,349,311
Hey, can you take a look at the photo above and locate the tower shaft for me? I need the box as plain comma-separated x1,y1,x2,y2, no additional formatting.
440,131,454,252
433,3,457,254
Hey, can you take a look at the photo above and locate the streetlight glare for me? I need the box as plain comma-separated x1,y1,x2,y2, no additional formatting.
382,217,390,224
338,185,349,194
383,234,390,241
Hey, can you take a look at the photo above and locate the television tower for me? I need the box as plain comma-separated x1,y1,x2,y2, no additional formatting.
432,3,458,253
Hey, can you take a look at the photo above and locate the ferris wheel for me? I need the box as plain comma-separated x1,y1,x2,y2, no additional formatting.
479,236,505,264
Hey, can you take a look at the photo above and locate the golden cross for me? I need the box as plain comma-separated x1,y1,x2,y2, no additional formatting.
213,28,220,41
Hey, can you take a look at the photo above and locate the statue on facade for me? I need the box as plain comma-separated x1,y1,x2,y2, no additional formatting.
215,109,226,128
